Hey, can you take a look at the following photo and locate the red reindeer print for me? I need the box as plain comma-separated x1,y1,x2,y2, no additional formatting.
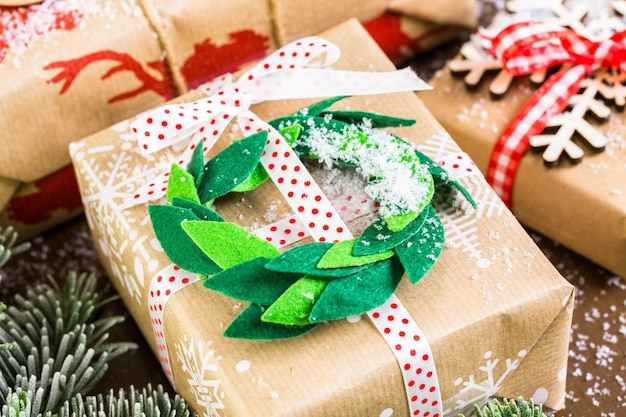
44,50,177,102
0,3,82,64
180,29,271,90
43,29,271,102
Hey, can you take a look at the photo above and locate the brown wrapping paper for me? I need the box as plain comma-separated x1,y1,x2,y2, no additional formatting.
71,19,573,416
420,58,626,280
389,0,478,29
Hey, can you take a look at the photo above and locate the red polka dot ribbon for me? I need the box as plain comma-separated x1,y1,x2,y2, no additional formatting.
124,35,431,209
138,35,438,411
369,298,441,417
148,263,199,385
258,158,442,415
480,21,626,207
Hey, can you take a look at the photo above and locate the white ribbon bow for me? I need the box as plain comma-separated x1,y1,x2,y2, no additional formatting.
124,36,431,208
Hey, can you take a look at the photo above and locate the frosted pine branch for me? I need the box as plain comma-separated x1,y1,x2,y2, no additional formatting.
0,272,136,415
458,397,547,417
0,226,30,269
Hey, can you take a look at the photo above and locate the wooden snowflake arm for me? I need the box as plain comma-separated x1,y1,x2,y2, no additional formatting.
448,56,503,88
530,132,584,165
574,119,608,151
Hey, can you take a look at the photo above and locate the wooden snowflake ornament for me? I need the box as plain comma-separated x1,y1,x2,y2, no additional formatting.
530,77,611,165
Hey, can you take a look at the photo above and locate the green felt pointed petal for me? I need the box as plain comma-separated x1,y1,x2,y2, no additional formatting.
203,257,301,305
384,211,419,233
415,149,476,209
294,96,348,117
354,210,429,256
197,130,268,203
261,276,330,326
224,304,318,340
278,124,302,147
182,221,280,270
320,110,415,128
231,163,269,192
187,140,205,188
166,164,200,205
395,207,445,284
269,115,365,159
309,257,404,322
317,238,393,269
171,198,225,222
148,205,222,275
265,242,368,278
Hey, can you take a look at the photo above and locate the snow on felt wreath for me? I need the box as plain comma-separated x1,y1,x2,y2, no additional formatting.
124,34,474,346
145,96,475,340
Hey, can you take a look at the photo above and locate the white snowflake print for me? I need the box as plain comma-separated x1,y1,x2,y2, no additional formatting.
420,132,509,266
174,335,225,417
443,350,527,416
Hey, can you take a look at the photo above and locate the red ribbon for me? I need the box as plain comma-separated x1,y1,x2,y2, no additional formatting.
482,21,626,207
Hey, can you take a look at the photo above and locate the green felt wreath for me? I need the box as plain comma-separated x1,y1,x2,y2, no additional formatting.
148,97,475,340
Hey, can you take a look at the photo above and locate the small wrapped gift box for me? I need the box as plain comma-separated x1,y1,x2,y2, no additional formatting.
0,0,471,239
71,19,573,416
420,3,626,279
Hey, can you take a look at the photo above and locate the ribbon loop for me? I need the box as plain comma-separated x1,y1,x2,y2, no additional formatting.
125,35,430,207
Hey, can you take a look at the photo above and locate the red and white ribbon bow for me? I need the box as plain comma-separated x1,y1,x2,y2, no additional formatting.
480,21,626,207
124,36,430,208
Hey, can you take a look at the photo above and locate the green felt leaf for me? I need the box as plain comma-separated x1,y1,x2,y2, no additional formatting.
166,164,200,205
231,125,302,192
278,123,302,147
294,96,348,117
148,205,222,275
182,220,280,270
203,257,301,305
265,242,368,278
197,130,268,203
395,206,444,284
317,238,393,269
261,276,330,326
384,211,419,233
415,148,476,209
224,304,318,340
269,115,364,163
354,210,429,256
171,197,225,222
310,257,404,322
320,110,415,128
231,163,269,192
187,140,205,187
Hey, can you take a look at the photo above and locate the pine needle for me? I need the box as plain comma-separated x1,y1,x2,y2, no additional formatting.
58,384,196,417
0,226,31,268
0,271,137,414
459,397,548,417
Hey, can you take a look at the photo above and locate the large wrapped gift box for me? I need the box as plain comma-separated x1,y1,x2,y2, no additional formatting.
0,0,469,239
420,8,626,280
71,19,573,417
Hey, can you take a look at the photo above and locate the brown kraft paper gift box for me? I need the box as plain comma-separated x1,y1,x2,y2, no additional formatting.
0,0,470,240
420,33,626,281
70,19,573,417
